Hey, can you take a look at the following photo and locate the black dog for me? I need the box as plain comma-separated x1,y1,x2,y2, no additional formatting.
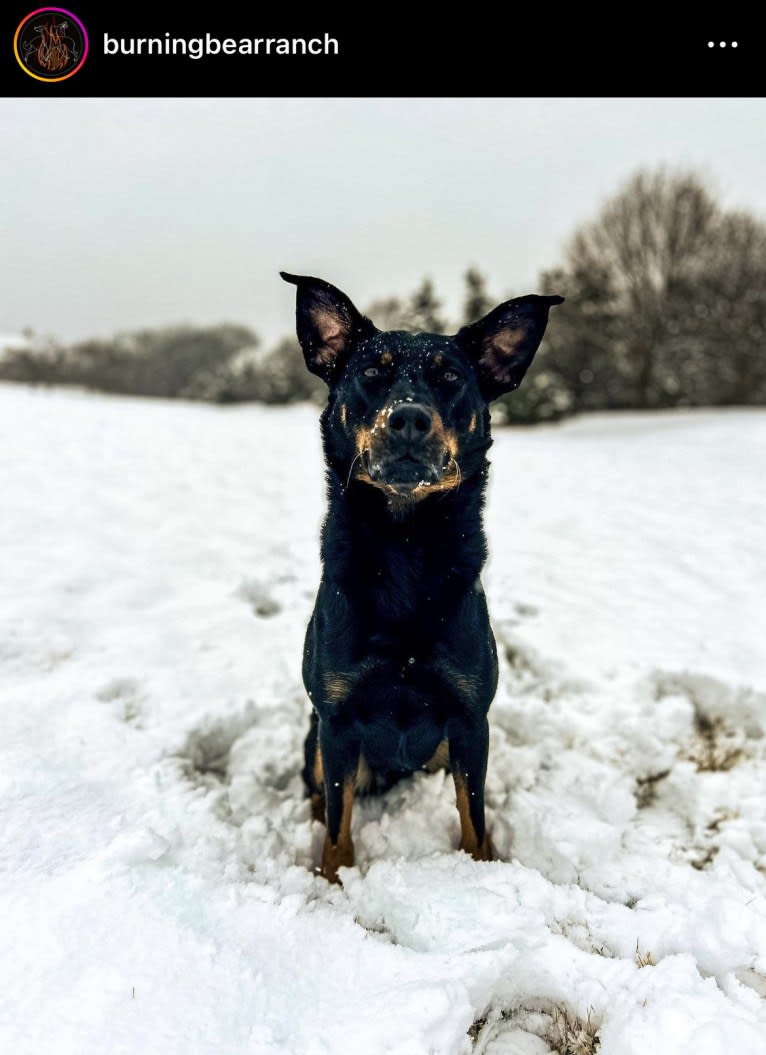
281,272,563,883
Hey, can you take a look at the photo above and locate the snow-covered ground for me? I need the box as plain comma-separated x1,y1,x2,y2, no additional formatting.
1,383,765,1055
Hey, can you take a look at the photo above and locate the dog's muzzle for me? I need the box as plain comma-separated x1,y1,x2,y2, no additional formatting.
366,401,448,491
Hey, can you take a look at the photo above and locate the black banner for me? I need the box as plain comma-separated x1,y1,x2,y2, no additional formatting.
1,5,756,96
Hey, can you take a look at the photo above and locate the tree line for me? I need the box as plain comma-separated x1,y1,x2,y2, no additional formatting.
2,167,764,424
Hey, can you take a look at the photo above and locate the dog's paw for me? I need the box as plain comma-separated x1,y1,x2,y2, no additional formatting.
461,832,493,862
321,834,355,885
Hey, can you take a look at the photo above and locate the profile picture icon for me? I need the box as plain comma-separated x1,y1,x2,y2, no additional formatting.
14,8,88,83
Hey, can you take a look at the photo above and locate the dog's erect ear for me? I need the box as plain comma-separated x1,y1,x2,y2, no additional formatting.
455,294,564,400
280,272,377,384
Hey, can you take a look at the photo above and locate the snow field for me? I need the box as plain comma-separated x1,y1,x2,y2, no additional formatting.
1,385,765,1054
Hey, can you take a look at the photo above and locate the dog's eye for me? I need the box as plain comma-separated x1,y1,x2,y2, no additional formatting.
443,370,460,382
363,367,380,378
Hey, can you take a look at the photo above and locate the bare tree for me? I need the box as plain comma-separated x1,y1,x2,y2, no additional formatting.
566,169,720,407
549,167,766,412
694,210,766,404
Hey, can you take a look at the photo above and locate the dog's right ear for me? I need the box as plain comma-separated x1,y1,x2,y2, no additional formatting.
280,272,377,384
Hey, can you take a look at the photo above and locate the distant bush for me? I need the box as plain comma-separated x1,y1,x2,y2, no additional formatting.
0,337,66,385
0,324,326,406
182,337,323,404
73,323,257,399
493,368,574,426
0,323,257,400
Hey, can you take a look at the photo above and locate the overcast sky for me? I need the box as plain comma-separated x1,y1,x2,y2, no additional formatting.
2,98,765,345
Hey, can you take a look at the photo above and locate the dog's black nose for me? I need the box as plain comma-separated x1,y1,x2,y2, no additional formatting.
387,403,433,443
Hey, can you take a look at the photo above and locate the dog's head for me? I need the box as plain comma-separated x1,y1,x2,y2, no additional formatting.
281,272,563,502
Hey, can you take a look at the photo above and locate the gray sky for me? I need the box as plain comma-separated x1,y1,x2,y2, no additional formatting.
2,98,765,345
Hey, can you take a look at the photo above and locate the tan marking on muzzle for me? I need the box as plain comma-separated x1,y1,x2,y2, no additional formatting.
409,458,462,501
355,424,372,456
428,410,458,458
355,405,390,455
469,412,477,433
339,404,348,427
355,469,400,495
354,406,461,502
363,455,463,508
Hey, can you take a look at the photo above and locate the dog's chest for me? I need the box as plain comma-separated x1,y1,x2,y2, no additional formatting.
350,656,451,771
354,535,459,627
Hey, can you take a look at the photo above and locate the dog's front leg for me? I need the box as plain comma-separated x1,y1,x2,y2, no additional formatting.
449,717,492,861
318,715,360,884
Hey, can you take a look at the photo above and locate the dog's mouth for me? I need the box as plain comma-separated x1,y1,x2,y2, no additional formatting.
360,449,459,495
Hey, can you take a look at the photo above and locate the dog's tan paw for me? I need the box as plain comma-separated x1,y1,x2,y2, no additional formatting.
321,834,354,885
461,832,493,862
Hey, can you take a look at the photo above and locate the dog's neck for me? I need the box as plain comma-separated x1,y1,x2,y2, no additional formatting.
321,462,490,602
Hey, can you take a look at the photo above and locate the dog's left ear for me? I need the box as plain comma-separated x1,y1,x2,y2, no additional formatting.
455,294,564,400
280,272,377,384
